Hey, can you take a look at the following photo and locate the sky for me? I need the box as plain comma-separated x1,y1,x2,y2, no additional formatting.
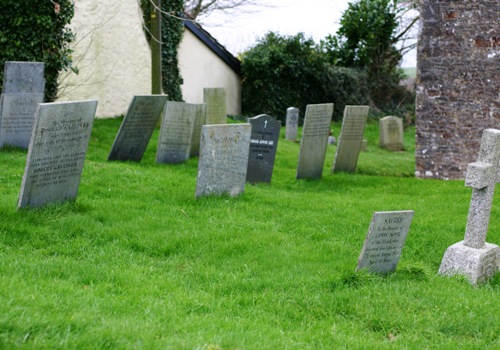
199,0,417,67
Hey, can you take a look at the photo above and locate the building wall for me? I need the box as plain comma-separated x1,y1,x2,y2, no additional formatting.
416,0,499,179
56,0,152,118
178,29,242,115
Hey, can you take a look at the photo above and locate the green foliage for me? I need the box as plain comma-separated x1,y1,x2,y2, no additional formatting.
140,0,184,101
0,0,76,102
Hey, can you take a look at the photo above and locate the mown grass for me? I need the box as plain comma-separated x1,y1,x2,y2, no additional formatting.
0,118,499,349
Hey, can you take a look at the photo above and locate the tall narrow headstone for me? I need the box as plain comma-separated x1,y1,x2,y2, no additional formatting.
439,129,500,284
285,107,299,141
0,61,45,148
379,116,404,151
18,100,98,209
196,124,251,198
203,88,226,125
296,103,334,180
156,101,196,164
246,114,281,184
108,95,168,162
332,105,370,173
189,103,207,157
357,211,415,275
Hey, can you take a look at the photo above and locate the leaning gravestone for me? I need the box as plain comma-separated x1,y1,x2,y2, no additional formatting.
296,103,334,179
18,100,98,209
203,88,226,125
439,129,500,285
246,114,281,184
357,211,415,275
196,124,251,198
189,103,207,157
285,107,299,141
379,116,404,151
156,101,196,164
0,61,45,148
108,95,168,162
332,105,370,173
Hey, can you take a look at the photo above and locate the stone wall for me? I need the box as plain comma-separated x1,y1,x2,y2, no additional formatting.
416,0,499,179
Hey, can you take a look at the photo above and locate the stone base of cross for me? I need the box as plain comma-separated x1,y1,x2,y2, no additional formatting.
439,129,500,285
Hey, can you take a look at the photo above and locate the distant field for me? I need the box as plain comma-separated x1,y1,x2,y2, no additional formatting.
402,67,417,78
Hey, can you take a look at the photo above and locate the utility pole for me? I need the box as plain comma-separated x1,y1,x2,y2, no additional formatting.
151,0,162,94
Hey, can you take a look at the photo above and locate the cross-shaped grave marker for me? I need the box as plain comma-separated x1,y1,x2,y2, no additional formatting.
439,129,500,284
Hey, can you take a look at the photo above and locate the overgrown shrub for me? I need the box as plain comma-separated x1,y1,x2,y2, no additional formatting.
0,0,76,102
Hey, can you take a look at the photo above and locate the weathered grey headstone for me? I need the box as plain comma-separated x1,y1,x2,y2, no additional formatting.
196,124,251,198
246,114,281,184
332,105,370,173
357,211,415,275
285,107,299,141
379,116,404,151
439,129,500,284
18,100,98,209
189,103,207,157
108,95,168,162
203,88,226,125
0,61,45,148
296,103,334,179
156,101,196,164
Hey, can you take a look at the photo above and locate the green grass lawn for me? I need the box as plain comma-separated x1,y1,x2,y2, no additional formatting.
1,118,499,349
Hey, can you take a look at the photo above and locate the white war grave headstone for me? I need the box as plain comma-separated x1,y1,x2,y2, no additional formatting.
296,103,334,180
18,100,98,209
357,211,415,275
196,124,251,198
189,103,207,157
0,61,45,148
246,114,281,184
332,105,370,173
379,116,404,151
285,107,299,141
108,95,168,162
203,88,226,125
156,101,196,164
439,129,500,284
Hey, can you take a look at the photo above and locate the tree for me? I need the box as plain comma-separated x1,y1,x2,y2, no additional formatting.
184,0,263,20
322,0,418,108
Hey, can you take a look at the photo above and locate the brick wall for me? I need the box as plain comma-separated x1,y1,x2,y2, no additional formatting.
416,0,499,179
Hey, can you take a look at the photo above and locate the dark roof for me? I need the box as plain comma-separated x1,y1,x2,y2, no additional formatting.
183,19,241,75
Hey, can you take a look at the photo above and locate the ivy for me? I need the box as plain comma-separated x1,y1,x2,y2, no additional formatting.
0,0,76,102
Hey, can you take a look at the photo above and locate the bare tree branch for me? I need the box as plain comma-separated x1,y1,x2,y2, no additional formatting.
184,0,266,20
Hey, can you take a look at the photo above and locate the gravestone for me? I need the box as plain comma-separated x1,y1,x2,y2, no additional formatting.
296,103,334,179
196,124,251,198
285,107,299,141
108,95,168,162
332,105,370,173
0,61,45,148
18,100,98,209
246,114,281,184
439,129,500,284
204,88,226,125
357,211,415,275
379,116,404,151
156,101,196,164
189,103,207,157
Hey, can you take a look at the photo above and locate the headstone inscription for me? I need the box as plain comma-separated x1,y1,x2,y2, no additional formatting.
439,129,500,284
357,211,415,275
296,103,334,180
156,101,196,164
189,103,207,157
17,100,98,209
379,116,404,151
246,114,281,184
203,88,226,125
285,107,299,141
0,61,45,149
332,105,370,173
196,124,251,198
108,95,168,162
